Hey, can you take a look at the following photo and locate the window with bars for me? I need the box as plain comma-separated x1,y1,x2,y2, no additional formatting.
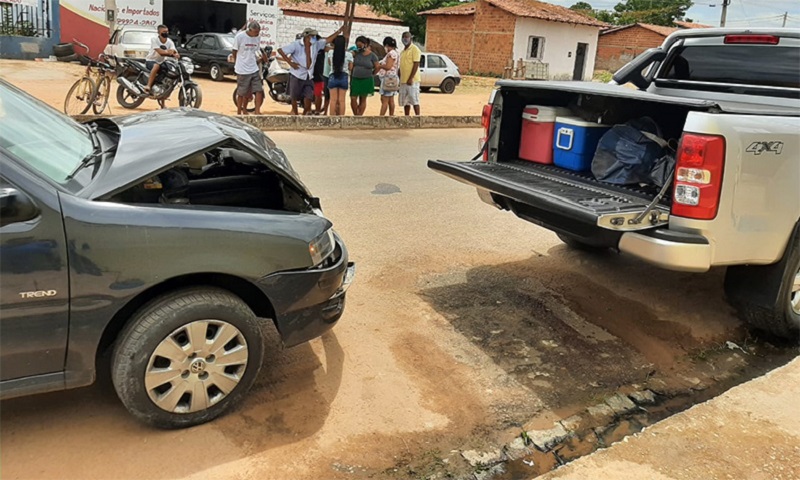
527,36,545,60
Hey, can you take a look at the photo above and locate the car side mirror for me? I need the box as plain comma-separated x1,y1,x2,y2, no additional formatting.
0,187,39,228
611,48,667,90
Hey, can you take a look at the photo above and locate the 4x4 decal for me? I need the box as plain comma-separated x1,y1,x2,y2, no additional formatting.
746,141,784,155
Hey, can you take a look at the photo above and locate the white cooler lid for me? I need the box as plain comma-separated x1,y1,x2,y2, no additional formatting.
522,105,572,122
555,116,609,127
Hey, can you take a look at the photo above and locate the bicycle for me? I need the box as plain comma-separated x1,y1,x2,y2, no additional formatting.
63,40,117,115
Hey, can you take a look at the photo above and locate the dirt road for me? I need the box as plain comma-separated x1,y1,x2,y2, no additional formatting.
0,59,494,117
0,131,795,478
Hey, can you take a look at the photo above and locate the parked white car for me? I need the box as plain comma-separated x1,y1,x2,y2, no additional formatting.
419,52,461,94
104,27,157,60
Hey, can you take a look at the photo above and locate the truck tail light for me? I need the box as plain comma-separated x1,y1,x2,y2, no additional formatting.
724,34,780,45
672,133,726,220
480,104,492,161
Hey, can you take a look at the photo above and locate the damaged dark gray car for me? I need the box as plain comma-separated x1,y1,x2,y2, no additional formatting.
0,79,354,428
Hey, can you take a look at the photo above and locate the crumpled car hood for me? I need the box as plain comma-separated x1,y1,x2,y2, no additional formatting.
82,108,308,200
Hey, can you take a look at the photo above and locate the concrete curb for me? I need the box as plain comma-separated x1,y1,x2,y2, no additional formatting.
73,114,482,131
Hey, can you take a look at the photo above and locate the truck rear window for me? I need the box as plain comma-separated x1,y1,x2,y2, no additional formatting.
660,45,800,89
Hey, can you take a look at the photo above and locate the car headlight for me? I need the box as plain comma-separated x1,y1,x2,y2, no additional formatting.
309,229,335,265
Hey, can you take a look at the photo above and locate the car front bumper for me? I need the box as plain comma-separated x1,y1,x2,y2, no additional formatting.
256,234,355,347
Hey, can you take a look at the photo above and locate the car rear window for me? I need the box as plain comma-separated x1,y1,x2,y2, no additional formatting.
660,44,800,89
122,31,155,45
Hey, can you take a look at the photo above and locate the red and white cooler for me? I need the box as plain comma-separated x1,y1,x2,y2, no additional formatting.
519,105,571,164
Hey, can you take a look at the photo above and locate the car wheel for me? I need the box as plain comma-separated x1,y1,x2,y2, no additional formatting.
209,63,224,81
420,86,432,93
116,84,145,109
440,77,457,94
111,287,265,428
557,232,609,253
725,223,800,339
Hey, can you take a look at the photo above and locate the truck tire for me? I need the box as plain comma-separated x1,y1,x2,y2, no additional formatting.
557,232,608,252
111,287,265,428
57,54,78,63
725,221,800,339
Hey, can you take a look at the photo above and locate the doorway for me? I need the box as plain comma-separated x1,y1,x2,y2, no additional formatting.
163,0,246,45
573,42,588,81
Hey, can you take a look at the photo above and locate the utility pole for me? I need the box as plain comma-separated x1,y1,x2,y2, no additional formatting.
719,0,731,27
782,12,788,28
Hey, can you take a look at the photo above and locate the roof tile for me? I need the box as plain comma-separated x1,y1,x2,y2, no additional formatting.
281,0,403,24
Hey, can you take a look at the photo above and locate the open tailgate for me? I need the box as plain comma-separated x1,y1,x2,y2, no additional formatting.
428,159,669,231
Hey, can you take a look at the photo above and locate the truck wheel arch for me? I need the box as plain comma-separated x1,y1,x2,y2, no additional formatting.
725,218,800,339
95,273,277,364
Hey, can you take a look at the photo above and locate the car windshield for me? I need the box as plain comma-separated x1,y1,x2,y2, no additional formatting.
219,34,235,48
122,31,155,45
0,82,94,184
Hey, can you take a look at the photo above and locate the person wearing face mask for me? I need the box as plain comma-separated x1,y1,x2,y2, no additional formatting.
144,25,180,94
349,36,380,116
399,31,422,116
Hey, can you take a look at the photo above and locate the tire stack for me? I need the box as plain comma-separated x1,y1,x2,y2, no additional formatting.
53,43,78,63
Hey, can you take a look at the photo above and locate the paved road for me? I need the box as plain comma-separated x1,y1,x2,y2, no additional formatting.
0,129,791,479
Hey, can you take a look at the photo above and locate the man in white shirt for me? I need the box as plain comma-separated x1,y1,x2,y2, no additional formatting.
278,25,345,115
145,24,179,93
231,22,268,115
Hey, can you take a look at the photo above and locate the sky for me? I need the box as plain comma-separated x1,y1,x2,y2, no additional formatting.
546,0,800,28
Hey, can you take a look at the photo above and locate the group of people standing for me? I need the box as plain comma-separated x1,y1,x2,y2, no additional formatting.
230,22,422,117
280,28,422,117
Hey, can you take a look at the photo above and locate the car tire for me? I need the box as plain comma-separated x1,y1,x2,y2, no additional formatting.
111,287,265,429
725,222,800,339
53,42,74,58
440,77,457,94
209,63,224,81
557,232,609,253
57,54,78,63
420,86,432,93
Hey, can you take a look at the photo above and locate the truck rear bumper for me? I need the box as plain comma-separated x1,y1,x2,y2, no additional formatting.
619,230,711,273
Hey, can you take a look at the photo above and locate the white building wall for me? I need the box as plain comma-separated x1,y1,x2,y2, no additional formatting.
513,18,600,81
276,14,407,49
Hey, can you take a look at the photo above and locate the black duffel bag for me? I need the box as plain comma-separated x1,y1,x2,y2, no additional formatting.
591,117,669,185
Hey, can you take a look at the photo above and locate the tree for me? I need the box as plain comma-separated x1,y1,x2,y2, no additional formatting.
365,0,462,40
570,2,593,11
304,0,460,41
612,0,693,26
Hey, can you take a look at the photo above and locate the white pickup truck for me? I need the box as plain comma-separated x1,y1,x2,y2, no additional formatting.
429,28,800,338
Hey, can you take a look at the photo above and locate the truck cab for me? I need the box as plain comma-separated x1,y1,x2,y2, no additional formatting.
429,28,800,338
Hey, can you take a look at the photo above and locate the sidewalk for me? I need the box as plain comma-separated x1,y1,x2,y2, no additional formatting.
542,356,800,480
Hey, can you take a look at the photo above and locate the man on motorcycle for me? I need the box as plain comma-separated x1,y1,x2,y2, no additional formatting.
144,25,180,93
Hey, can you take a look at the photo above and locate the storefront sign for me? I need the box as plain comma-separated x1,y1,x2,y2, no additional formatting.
0,0,39,7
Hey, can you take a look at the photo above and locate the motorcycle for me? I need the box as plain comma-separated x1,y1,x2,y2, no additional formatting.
231,46,291,112
115,56,202,109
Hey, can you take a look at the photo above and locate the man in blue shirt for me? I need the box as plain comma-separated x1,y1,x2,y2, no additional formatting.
278,25,345,115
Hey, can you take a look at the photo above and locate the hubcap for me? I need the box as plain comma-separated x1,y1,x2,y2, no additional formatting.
145,320,249,414
791,268,800,315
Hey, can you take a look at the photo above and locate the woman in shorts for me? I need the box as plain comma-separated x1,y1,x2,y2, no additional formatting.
377,36,399,116
327,36,353,116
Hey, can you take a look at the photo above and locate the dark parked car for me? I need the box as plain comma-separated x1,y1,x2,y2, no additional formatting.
179,33,236,81
0,79,354,428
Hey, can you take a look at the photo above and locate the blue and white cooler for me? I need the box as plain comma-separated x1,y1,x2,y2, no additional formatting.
553,117,611,171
